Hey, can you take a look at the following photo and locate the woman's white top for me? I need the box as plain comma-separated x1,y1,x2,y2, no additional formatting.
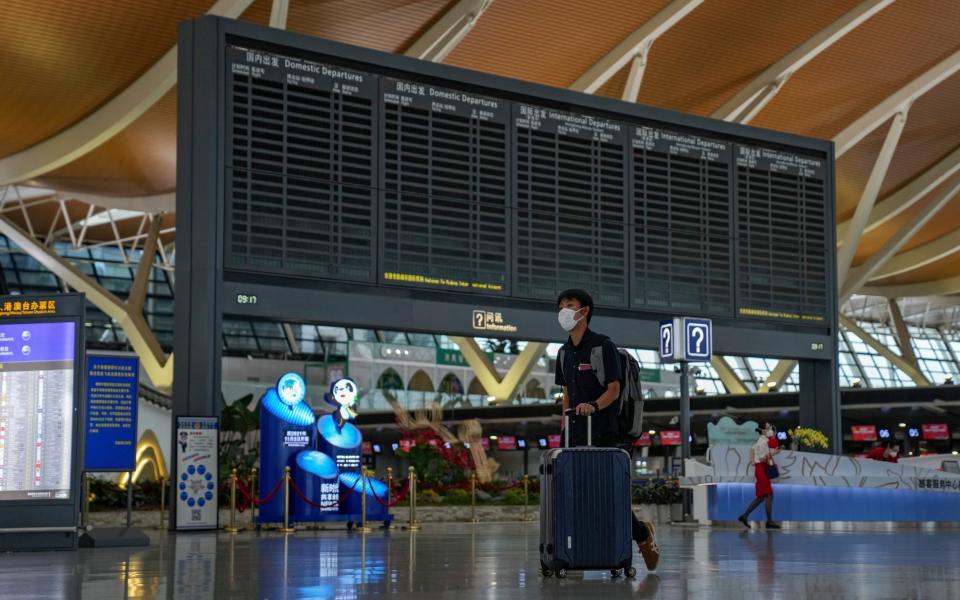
752,436,771,464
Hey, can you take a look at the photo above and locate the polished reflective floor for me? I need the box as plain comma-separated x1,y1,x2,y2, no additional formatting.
6,522,960,599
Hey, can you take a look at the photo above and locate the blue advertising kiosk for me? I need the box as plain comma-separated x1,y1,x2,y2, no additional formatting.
258,373,391,528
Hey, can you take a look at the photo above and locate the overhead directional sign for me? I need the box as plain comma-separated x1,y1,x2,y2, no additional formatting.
660,317,712,362
659,319,675,361
684,318,712,361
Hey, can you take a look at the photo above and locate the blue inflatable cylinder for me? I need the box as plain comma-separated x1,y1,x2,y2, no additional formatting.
293,450,339,520
258,388,316,523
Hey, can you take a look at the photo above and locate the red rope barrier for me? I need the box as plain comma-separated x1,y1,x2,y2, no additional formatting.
371,484,409,509
288,475,361,509
236,477,284,507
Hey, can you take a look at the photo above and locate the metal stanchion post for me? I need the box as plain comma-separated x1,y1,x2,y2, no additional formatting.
357,468,372,533
250,468,258,530
225,468,240,533
522,475,531,521
407,467,419,531
281,466,295,533
470,472,479,523
386,467,393,506
155,476,166,530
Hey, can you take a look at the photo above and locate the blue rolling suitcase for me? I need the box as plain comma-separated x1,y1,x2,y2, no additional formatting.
539,412,635,579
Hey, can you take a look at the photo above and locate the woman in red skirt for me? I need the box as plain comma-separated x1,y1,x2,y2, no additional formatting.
738,422,781,529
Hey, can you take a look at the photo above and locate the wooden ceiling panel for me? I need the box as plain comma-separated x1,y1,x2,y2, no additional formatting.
444,0,672,89
287,0,452,53
633,0,861,115
752,1,960,139
29,90,178,197
0,0,215,157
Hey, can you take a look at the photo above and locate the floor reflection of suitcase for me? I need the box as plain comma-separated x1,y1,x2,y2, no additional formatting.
539,412,635,579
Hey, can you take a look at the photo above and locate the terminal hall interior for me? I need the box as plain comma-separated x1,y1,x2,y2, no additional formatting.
2,1,960,598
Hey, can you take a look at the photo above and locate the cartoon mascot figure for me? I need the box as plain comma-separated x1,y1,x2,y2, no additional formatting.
325,378,359,431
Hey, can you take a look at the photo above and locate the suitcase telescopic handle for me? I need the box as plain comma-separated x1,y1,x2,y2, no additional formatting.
563,408,592,447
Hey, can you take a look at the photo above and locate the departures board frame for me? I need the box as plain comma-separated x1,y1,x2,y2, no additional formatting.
176,16,839,413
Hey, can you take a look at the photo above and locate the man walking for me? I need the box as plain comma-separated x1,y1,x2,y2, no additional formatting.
554,288,661,571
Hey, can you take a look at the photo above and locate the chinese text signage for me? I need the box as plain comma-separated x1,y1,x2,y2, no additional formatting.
84,354,139,471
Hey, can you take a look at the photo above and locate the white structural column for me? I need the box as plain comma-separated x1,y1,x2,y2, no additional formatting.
269,0,290,29
887,298,922,372
0,215,174,389
839,314,929,385
404,0,494,62
871,228,960,280
841,178,960,299
710,357,749,395
836,145,960,244
0,0,255,186
449,336,547,404
712,0,891,123
835,48,960,157
568,0,703,95
836,109,910,285
757,360,798,394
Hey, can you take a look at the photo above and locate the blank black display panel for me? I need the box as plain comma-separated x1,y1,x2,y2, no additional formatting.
219,38,833,328
380,79,509,294
225,46,377,282
513,105,629,307
736,146,828,323
631,127,733,316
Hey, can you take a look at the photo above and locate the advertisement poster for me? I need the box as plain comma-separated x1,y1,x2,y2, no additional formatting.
707,417,759,447
83,353,139,471
851,425,878,442
660,431,681,446
922,424,950,441
497,436,517,451
0,321,76,501
175,417,219,530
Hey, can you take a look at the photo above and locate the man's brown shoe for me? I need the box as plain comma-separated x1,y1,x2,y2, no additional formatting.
637,520,660,571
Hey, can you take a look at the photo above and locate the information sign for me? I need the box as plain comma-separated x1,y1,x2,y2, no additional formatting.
175,416,219,530
83,353,139,471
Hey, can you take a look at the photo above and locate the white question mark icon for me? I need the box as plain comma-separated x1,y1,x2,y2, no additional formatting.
692,327,704,353
662,326,672,354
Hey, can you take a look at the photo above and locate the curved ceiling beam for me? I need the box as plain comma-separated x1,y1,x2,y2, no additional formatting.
63,191,175,213
0,0,256,187
713,0,892,124
269,0,290,29
842,178,960,300
861,275,960,298
404,0,494,63
835,47,960,156
837,145,960,243
869,228,960,280
568,0,704,96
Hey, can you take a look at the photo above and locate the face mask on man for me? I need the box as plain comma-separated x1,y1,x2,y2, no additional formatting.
557,307,584,332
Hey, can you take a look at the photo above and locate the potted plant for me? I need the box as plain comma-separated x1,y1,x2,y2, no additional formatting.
787,427,830,452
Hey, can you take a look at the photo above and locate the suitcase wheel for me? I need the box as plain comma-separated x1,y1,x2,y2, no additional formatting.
610,569,621,578
626,567,637,578
556,569,567,579
541,567,553,578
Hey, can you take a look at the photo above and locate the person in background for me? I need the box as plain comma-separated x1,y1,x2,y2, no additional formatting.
554,288,660,571
866,441,900,463
738,422,781,530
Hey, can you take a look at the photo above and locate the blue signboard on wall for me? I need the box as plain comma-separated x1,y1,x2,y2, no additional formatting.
84,353,139,471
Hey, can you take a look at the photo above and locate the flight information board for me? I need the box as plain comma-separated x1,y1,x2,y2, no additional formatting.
381,78,510,294
0,321,76,501
216,31,834,328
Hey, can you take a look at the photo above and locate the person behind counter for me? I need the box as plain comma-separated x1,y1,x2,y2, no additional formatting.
865,441,900,463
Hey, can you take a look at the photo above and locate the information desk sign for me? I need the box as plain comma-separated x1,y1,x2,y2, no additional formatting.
659,317,712,362
83,353,139,471
0,293,85,551
175,416,219,530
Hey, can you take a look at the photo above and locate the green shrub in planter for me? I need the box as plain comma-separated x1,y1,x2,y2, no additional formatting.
419,489,442,504
502,488,528,505
443,488,471,505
